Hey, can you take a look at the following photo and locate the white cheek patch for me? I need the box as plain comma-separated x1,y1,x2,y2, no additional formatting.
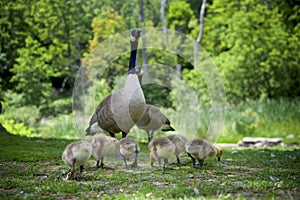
90,122,105,133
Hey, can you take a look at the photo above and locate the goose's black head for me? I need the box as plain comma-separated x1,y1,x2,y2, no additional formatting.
130,29,142,42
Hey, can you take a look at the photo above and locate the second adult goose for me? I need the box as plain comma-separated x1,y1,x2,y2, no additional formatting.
86,29,145,138
137,104,175,143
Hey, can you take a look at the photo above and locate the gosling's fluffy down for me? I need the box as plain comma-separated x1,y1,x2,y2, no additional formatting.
62,140,92,180
117,138,140,168
148,137,176,168
185,138,223,167
87,135,119,169
166,134,188,164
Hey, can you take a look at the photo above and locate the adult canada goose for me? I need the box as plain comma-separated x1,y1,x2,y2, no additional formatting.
86,29,145,138
117,137,140,168
185,138,223,167
148,137,175,169
62,140,92,180
137,104,175,143
166,134,188,164
87,135,119,169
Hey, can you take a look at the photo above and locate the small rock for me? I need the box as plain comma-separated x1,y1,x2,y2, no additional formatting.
287,134,294,139
231,149,238,154
270,175,280,182
145,192,152,198
254,142,265,148
188,174,194,179
193,188,200,195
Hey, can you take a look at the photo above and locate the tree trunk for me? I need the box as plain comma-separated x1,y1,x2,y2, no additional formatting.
139,0,148,76
194,0,207,66
160,0,168,44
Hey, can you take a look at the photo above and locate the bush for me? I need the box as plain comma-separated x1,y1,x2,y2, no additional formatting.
38,113,82,139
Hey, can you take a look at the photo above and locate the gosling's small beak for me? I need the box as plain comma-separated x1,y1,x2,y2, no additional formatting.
218,157,221,162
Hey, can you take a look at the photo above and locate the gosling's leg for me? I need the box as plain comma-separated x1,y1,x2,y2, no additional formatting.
99,157,105,168
94,160,100,169
158,157,161,168
187,153,196,167
163,158,168,169
176,156,180,164
76,165,84,179
151,161,154,167
123,156,128,168
199,159,204,167
131,145,139,168
70,158,77,180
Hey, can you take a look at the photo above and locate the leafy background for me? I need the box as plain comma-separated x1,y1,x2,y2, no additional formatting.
0,0,299,144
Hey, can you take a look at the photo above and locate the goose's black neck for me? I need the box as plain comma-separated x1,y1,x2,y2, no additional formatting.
129,41,138,74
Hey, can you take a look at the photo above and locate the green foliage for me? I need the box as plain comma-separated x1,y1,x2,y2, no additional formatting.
205,0,300,101
1,105,40,127
166,1,196,33
1,0,103,106
235,109,258,135
11,36,64,105
1,0,300,140
41,97,72,117
0,90,40,137
38,113,80,139
89,7,126,51
0,119,36,137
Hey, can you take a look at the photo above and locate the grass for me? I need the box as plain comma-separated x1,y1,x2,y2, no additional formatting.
0,131,299,199
1,99,300,144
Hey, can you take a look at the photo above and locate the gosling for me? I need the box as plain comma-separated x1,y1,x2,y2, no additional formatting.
117,138,140,168
62,140,92,180
87,135,119,169
185,138,223,167
148,137,176,169
166,134,188,164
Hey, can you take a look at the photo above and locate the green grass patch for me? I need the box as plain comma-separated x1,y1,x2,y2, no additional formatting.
0,132,299,199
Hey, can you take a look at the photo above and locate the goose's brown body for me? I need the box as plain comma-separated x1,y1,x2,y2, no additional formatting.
86,29,145,138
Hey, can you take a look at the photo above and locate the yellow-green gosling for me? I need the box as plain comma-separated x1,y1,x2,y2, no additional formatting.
148,137,175,169
62,140,92,180
185,138,223,167
87,135,119,169
117,138,140,168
